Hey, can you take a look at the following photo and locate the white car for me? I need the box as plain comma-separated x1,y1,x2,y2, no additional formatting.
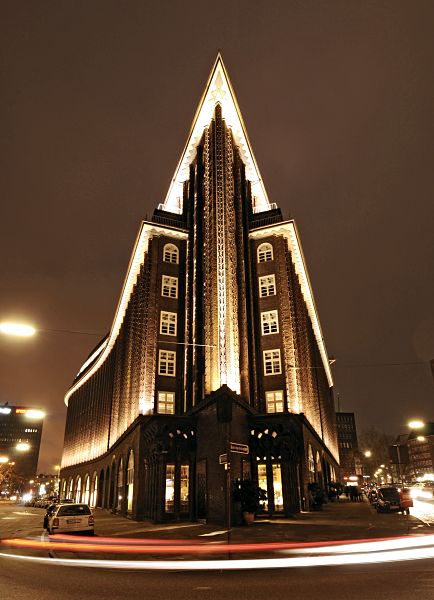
46,503,94,535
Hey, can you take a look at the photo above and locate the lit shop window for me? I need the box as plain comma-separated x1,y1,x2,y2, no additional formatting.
261,310,279,335
165,464,175,512
265,390,284,413
157,392,175,414
163,244,179,264
272,464,284,511
161,276,178,298
180,465,189,512
158,350,176,376
83,475,90,505
127,451,134,513
257,464,268,511
160,311,177,336
259,274,276,297
257,242,273,263
263,349,282,375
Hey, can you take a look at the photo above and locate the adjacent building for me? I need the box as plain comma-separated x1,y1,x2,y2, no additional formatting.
60,55,339,523
336,412,360,479
408,423,434,480
0,404,44,480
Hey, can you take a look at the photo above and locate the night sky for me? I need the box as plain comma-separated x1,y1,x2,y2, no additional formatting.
1,1,433,472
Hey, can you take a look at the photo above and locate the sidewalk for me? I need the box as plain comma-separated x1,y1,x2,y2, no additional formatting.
92,497,432,544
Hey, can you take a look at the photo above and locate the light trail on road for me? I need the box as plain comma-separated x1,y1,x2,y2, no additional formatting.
2,534,434,570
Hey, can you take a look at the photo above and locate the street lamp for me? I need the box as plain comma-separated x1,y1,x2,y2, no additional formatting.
0,322,36,337
408,420,425,430
0,456,9,464
16,442,30,452
364,450,372,458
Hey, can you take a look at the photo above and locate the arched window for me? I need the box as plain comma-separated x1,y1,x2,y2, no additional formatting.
90,472,98,508
163,244,179,264
82,474,90,505
68,478,73,499
61,479,66,499
75,476,82,503
257,242,273,263
117,458,124,511
127,450,134,513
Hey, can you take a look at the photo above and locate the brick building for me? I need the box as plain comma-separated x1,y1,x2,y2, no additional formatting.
60,56,339,523
336,412,360,479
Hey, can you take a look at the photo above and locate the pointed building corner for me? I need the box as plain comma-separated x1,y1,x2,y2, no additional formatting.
160,54,271,216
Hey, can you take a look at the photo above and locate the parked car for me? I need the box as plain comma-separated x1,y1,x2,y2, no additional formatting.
45,503,94,535
376,486,402,513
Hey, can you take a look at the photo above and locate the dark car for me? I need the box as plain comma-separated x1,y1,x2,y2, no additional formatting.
376,486,402,513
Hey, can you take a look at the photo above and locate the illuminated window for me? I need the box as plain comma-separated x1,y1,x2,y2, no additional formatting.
257,464,268,511
127,451,134,513
161,276,178,298
308,445,315,482
158,350,176,376
257,243,273,263
263,349,281,375
261,310,279,335
160,311,177,336
265,390,284,413
180,465,189,512
157,391,175,414
165,464,175,512
75,476,82,503
272,464,284,511
90,472,97,508
68,478,73,499
259,274,276,297
163,244,179,264
117,458,123,511
83,474,90,505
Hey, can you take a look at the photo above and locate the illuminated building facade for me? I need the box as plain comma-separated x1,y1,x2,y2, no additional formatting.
0,404,44,480
60,56,339,522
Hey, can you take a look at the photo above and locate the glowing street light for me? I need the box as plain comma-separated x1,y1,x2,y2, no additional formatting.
0,456,9,464
0,322,36,337
364,451,372,458
25,409,45,420
417,436,426,442
16,442,30,452
408,420,425,430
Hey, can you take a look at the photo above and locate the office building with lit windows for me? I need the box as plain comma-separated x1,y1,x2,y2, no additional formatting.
336,412,360,479
60,56,339,523
0,404,44,480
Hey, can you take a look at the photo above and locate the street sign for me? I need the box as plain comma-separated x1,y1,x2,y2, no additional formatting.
229,442,249,454
219,453,228,464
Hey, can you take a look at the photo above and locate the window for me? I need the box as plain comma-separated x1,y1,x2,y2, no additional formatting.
259,274,276,297
161,276,178,298
158,350,176,376
157,391,175,414
180,465,189,511
165,464,175,512
163,244,179,264
160,311,177,336
82,475,90,505
117,458,123,511
261,310,279,335
265,390,284,413
257,242,273,263
127,451,134,513
263,349,282,375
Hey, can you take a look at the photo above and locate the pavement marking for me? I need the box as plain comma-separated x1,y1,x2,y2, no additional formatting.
199,530,228,537
194,587,211,590
107,523,203,536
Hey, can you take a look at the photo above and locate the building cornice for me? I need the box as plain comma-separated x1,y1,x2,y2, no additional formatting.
249,220,334,387
64,221,188,406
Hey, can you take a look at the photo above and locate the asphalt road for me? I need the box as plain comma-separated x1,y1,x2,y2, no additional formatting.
3,501,434,600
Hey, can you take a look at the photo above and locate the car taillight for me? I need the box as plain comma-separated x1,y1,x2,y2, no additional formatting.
88,515,94,525
53,518,59,527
